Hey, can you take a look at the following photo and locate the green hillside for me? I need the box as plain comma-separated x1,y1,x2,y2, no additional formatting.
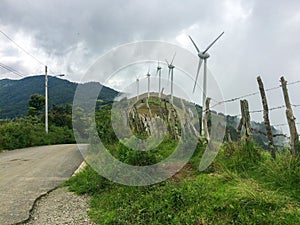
0,76,119,119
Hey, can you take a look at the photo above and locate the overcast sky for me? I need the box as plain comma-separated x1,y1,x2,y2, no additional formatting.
1,0,300,134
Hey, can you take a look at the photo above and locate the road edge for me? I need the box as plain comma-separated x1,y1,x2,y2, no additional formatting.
15,160,87,225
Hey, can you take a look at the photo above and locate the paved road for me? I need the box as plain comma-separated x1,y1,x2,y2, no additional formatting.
0,144,84,225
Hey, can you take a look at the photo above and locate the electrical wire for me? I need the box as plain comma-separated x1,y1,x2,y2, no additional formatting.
0,29,45,66
0,62,24,77
0,29,58,75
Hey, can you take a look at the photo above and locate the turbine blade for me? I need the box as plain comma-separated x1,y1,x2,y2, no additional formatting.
203,31,224,54
171,52,176,65
188,35,200,53
165,59,169,66
193,58,203,93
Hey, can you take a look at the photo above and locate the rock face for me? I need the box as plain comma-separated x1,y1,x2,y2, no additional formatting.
128,97,181,140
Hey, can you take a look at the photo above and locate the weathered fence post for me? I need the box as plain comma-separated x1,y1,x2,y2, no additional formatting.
280,76,299,155
203,98,211,143
237,99,253,141
164,100,173,138
257,76,276,159
170,103,179,140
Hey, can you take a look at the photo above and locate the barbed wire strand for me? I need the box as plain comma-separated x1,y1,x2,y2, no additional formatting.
211,79,300,110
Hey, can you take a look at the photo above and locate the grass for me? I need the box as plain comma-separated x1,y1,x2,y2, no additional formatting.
65,140,300,224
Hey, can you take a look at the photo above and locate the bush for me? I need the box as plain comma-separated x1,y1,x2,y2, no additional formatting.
0,117,75,150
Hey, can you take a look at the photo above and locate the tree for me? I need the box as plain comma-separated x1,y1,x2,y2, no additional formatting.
27,94,45,117
48,104,72,129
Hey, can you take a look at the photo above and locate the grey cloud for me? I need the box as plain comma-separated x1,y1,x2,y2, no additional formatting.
1,0,300,132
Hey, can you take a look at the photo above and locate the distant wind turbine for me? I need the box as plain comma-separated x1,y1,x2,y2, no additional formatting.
146,67,151,100
136,75,140,101
188,32,224,109
156,60,162,99
165,52,176,104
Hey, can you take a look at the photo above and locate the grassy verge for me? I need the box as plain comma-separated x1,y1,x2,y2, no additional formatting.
65,141,300,224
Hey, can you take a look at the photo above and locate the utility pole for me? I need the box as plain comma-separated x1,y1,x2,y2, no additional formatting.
45,65,48,134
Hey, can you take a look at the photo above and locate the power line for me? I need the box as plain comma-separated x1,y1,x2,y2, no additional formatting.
0,29,59,75
0,63,24,77
0,29,45,66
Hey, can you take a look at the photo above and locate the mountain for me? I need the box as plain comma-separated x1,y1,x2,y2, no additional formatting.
0,75,119,119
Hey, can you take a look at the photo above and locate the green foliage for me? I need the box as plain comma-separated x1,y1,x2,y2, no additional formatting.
49,104,72,129
257,152,300,199
27,94,45,117
64,100,298,224
83,173,300,225
95,105,118,146
0,117,75,150
64,165,110,195
216,141,262,174
65,137,300,224
0,76,118,119
115,141,157,166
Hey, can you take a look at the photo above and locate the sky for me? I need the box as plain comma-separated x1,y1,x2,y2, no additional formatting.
0,0,300,134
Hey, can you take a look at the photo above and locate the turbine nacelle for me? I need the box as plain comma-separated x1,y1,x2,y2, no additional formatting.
198,52,210,59
168,64,175,69
188,32,224,93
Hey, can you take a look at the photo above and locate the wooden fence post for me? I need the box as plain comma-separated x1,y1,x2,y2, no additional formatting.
257,76,276,159
280,76,299,155
237,99,252,141
203,98,211,143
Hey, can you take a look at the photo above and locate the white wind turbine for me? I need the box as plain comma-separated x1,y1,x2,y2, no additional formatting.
136,75,140,101
146,67,151,100
188,32,224,109
165,52,176,104
156,60,162,99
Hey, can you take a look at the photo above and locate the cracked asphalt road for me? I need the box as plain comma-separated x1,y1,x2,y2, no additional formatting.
0,144,84,225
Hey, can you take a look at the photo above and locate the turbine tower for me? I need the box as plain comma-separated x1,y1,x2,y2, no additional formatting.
146,68,151,100
136,75,140,101
165,52,176,104
156,60,162,99
188,32,224,109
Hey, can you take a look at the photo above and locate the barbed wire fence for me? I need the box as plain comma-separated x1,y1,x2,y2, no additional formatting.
206,76,300,156
209,78,300,129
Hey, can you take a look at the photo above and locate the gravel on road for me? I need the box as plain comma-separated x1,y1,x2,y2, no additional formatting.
23,187,96,225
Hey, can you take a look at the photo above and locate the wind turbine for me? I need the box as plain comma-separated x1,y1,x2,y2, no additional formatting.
165,52,176,104
188,32,224,109
146,67,151,100
156,60,162,99
136,75,140,101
